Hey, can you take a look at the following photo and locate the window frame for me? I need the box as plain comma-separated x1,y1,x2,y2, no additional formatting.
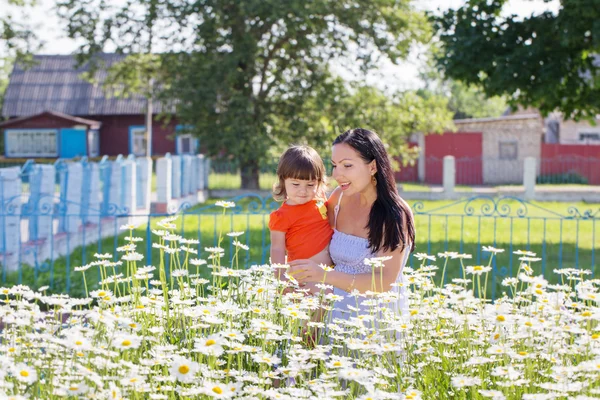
4,128,59,158
498,140,519,160
128,125,149,157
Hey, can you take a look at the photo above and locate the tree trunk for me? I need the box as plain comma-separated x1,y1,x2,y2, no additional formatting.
240,158,260,190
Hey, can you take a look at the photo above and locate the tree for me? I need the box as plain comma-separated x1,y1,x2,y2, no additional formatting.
433,0,600,120
1,0,40,118
270,79,453,168
57,0,434,189
418,57,508,120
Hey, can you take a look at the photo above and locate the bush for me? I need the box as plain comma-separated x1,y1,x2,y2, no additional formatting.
536,172,588,184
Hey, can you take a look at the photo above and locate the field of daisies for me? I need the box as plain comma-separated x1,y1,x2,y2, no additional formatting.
1,201,599,399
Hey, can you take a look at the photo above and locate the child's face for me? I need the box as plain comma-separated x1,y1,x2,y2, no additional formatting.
284,178,319,205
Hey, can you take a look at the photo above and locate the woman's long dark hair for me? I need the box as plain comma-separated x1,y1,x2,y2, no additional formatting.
333,128,415,254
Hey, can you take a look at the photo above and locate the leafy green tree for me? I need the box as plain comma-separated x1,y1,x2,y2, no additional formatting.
1,0,40,118
271,79,453,169
57,0,438,188
433,0,600,120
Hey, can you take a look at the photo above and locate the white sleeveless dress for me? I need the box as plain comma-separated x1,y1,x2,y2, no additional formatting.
328,193,410,326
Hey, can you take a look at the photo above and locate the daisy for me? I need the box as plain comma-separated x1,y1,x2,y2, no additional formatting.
113,334,142,350
194,335,227,357
169,356,200,383
215,200,235,208
13,363,37,384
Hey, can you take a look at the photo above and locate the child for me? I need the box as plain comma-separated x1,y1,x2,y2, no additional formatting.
269,145,333,347
269,145,333,278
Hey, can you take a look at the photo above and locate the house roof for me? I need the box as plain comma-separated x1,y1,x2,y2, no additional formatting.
0,110,102,129
454,113,542,124
1,53,169,118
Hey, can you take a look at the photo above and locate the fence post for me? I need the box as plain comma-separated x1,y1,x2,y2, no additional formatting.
183,155,193,196
27,163,55,242
156,155,173,213
171,155,181,199
524,157,537,200
137,157,153,212
87,162,101,217
123,155,137,214
110,155,124,213
190,156,198,193
60,162,83,234
196,154,205,190
417,133,425,183
0,167,22,269
99,155,112,216
443,155,455,196
204,157,210,190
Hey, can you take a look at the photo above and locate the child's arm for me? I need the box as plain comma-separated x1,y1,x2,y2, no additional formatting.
270,230,287,278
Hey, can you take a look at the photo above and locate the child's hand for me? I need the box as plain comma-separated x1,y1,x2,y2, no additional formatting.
288,259,326,284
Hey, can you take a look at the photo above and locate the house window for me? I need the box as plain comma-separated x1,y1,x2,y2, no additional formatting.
578,128,600,144
5,129,58,157
88,129,100,157
499,141,518,160
129,126,148,156
175,125,199,155
177,134,197,155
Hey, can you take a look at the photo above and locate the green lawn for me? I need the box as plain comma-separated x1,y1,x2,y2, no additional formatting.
4,197,598,299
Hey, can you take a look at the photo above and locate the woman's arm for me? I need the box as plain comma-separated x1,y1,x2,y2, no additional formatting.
289,244,408,293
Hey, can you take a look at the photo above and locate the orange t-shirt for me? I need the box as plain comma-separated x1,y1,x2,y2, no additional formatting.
269,199,333,261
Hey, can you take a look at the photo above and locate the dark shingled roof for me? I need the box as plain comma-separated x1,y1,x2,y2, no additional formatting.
2,53,168,118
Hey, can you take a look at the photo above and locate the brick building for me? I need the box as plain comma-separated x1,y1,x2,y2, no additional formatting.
0,54,197,158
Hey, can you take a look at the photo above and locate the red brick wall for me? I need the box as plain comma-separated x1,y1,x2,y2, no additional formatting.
82,115,178,156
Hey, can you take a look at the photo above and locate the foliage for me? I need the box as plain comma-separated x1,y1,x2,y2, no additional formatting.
0,0,40,117
536,172,589,185
56,0,438,188
433,0,600,120
1,207,600,398
418,51,508,120
272,82,453,167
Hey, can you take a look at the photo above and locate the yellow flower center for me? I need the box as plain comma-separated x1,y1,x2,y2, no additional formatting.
525,322,532,327
212,387,223,394
592,334,600,340
410,310,418,316
518,351,528,356
98,291,106,297
333,361,342,367
8,347,15,352
178,365,190,374
205,339,216,346
473,266,483,271
20,370,29,377
76,352,84,357
122,340,132,347
496,315,506,322
75,341,83,346
69,386,78,391
582,311,592,317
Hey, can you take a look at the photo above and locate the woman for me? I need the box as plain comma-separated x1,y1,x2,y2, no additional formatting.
289,128,415,321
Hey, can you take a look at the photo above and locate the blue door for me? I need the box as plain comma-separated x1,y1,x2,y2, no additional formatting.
59,128,87,158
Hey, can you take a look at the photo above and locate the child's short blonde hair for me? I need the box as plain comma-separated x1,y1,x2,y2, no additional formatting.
272,145,327,201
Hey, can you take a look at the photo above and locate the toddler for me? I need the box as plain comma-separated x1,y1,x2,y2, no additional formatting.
269,145,333,287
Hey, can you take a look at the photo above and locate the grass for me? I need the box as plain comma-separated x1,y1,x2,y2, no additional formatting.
3,197,598,299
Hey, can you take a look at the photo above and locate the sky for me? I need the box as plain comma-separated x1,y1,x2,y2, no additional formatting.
1,0,561,90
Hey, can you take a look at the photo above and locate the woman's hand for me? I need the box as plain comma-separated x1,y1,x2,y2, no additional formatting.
288,259,326,284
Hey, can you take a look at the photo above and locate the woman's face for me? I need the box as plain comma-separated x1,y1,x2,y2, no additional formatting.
331,143,375,195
